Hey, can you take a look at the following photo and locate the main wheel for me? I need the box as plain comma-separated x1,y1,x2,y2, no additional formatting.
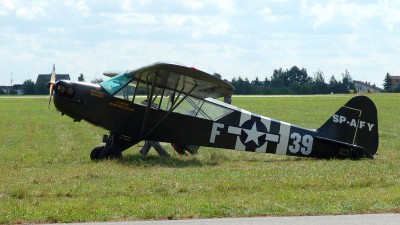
90,146,104,160
99,146,122,160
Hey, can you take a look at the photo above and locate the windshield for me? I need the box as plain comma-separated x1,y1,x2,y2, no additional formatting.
100,73,133,95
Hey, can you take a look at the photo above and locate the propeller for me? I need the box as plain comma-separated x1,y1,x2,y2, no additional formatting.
48,64,56,108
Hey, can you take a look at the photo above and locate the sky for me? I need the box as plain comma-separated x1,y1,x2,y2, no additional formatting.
1,0,399,88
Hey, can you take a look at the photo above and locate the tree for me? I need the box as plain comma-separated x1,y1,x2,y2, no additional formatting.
383,73,392,92
252,77,262,86
312,70,328,94
286,66,311,86
341,69,355,93
78,73,85,82
22,79,35,95
329,75,339,93
270,68,285,87
230,76,253,94
263,76,270,87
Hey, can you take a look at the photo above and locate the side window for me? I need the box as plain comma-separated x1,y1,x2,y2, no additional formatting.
132,86,166,110
171,97,233,121
197,100,233,121
114,85,135,101
172,96,202,116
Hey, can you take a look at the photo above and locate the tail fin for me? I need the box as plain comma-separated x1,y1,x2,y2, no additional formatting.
317,96,379,158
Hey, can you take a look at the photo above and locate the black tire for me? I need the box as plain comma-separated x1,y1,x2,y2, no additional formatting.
185,145,199,155
171,143,186,155
99,146,122,160
90,146,104,160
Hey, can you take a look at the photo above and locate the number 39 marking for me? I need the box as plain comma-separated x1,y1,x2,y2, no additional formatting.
288,133,313,156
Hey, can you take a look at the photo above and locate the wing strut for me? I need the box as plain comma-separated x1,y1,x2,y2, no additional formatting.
131,72,143,103
139,73,158,139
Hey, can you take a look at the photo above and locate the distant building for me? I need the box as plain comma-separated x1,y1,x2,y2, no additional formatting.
353,80,385,93
0,86,12,95
0,84,23,95
12,84,23,95
390,76,400,92
35,74,70,84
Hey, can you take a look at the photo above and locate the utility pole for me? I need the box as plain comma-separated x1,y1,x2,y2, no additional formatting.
8,72,13,95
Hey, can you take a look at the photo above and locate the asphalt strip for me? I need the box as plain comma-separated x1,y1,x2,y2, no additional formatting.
42,214,400,225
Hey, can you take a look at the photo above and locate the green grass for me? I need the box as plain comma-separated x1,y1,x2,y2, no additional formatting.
0,94,399,224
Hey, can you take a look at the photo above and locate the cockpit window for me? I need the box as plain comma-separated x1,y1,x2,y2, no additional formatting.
100,71,234,121
100,73,133,95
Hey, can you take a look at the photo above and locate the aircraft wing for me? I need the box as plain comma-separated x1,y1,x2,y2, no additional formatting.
107,62,235,99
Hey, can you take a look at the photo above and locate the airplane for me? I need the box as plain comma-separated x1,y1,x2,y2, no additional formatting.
48,62,379,160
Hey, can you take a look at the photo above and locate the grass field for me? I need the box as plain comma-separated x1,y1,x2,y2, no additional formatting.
0,94,399,224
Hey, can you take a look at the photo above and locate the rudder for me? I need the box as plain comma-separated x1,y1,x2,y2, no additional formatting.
317,95,379,157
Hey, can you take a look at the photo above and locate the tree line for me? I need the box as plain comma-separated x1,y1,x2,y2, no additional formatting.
217,66,356,95
4,66,397,95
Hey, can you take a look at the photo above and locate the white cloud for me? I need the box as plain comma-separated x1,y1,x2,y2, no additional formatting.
215,0,236,13
0,0,48,20
259,6,276,22
106,12,158,25
15,6,44,20
258,6,289,23
0,0,18,11
163,14,188,27
189,16,232,38
119,0,155,12
380,0,400,31
183,0,205,10
301,1,380,29
76,0,90,15
63,0,92,17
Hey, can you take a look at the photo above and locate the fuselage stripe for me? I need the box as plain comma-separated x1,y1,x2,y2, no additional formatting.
276,122,291,155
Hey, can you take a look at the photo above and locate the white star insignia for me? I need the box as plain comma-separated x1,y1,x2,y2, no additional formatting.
243,122,264,146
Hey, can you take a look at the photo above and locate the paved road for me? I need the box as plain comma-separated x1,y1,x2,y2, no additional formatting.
44,214,399,225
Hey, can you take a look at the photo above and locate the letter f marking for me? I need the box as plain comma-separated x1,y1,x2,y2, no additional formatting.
210,123,224,143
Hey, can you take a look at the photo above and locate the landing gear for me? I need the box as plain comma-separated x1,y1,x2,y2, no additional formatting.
90,146,122,160
171,143,199,155
99,146,122,159
90,132,135,161
90,146,103,160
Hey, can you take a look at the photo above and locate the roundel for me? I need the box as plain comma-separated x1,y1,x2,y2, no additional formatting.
239,119,268,149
